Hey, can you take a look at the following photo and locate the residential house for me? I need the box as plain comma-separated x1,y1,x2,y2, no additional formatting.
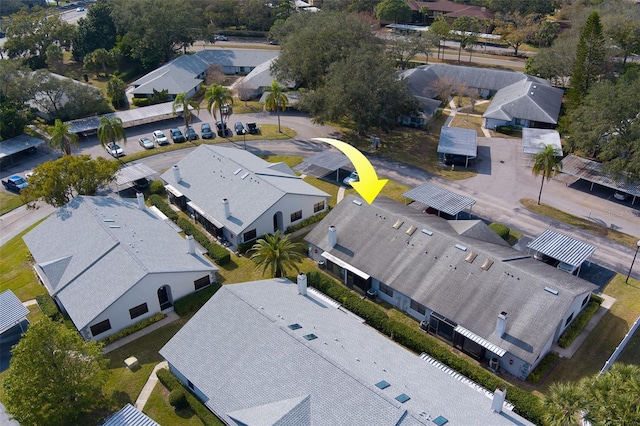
161,145,329,250
22,195,217,341
239,57,296,101
131,49,279,100
305,195,597,379
160,277,534,426
397,64,563,129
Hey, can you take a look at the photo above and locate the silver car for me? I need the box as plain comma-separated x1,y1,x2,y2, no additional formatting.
152,130,169,146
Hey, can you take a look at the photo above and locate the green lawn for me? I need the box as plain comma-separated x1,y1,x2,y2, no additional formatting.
143,382,204,426
0,192,25,216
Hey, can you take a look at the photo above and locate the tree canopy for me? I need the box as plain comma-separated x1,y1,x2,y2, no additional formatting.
375,0,412,23
97,116,127,150
249,231,305,278
2,317,108,425
567,11,605,107
531,144,562,205
72,0,118,61
264,81,288,133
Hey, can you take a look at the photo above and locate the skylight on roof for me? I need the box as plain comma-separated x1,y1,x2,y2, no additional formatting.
241,172,250,180
480,259,494,271
352,199,362,206
375,380,390,389
395,393,410,403
422,229,433,236
288,323,302,330
465,252,477,263
233,168,242,175
433,415,449,425
406,225,417,236
392,219,404,229
455,244,467,251
303,333,317,341
544,287,559,295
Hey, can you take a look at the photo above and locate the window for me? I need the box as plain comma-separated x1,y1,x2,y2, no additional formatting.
565,313,574,327
581,295,589,307
379,283,393,297
290,210,302,222
243,229,257,242
187,380,194,390
90,319,111,336
129,303,149,320
313,201,325,213
410,300,426,315
194,276,210,291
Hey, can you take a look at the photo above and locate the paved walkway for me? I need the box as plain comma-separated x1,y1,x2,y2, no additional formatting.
103,311,180,354
22,299,37,307
135,361,168,410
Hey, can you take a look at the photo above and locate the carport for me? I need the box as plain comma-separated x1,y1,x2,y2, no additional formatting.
403,183,476,219
522,128,563,156
293,151,353,181
114,163,158,193
0,290,29,372
437,127,477,168
560,155,640,205
0,134,45,168
527,229,596,276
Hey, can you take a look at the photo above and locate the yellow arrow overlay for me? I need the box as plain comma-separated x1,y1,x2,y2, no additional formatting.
312,137,387,204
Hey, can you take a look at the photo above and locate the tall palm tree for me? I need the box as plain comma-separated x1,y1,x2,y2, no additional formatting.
264,80,288,133
542,382,583,426
204,84,234,128
96,116,127,149
172,92,201,132
531,144,562,205
249,231,304,278
27,119,78,155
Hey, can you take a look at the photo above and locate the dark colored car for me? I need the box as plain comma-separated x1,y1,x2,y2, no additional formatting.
201,123,215,139
185,126,199,141
133,178,151,191
216,121,232,137
246,122,259,135
170,128,185,143
443,154,474,167
234,122,245,135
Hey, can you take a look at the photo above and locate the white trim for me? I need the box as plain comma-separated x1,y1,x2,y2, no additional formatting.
165,184,183,198
454,325,507,357
321,252,370,280
187,201,224,229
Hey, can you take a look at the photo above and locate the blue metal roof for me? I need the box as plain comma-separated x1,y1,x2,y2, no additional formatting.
102,404,159,426
0,290,29,335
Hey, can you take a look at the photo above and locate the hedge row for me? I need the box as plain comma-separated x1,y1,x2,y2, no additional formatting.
306,271,544,424
157,368,222,425
101,313,165,345
591,293,604,305
285,209,331,234
176,218,231,265
174,283,221,316
36,294,62,321
527,351,559,384
148,180,166,196
488,222,510,240
148,194,178,222
558,300,601,348
495,125,515,135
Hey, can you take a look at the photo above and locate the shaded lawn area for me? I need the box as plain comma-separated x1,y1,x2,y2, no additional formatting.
0,192,25,216
144,382,204,426
449,114,485,137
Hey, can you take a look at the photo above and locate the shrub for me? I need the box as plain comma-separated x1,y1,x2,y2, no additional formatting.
148,180,166,196
495,125,515,135
558,300,600,348
527,351,559,384
174,283,220,316
148,194,178,222
488,222,510,240
176,217,231,265
157,369,222,425
590,293,604,305
36,294,61,321
285,210,330,234
132,97,150,107
101,313,165,345
169,389,187,409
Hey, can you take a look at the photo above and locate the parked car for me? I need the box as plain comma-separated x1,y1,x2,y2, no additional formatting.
214,35,228,41
614,191,631,201
133,178,151,191
106,142,124,157
246,122,259,135
185,126,199,141
234,122,245,135
76,7,85,12
153,130,169,146
343,171,359,187
170,128,185,143
201,123,215,139
2,175,28,193
215,121,232,137
443,154,473,166
138,137,154,150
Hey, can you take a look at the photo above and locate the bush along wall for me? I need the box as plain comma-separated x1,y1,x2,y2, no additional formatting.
157,369,221,425
305,271,544,424
558,300,601,348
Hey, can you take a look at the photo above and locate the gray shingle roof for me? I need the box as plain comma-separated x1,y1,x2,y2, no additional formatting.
102,404,159,426
160,278,533,426
22,196,217,330
305,196,597,364
483,80,563,124
437,127,478,157
160,145,329,236
403,183,476,216
527,229,596,268
0,290,29,334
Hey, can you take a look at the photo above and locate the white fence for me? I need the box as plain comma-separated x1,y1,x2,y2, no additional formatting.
599,315,640,376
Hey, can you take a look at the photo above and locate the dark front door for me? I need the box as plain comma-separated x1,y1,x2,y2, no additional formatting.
158,286,172,310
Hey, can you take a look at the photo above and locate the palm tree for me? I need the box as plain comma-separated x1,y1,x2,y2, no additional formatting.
172,92,201,133
26,119,78,155
264,80,288,133
531,144,562,205
204,84,234,128
249,231,304,278
97,116,127,150
542,382,584,426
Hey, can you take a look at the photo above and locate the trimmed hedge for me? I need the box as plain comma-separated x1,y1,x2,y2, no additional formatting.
495,125,515,135
488,222,510,240
169,389,187,409
148,180,166,196
174,283,221,316
285,210,331,234
101,313,165,345
591,293,604,305
157,369,222,425
176,218,231,265
306,271,544,424
36,294,62,321
558,300,600,348
527,351,559,384
148,194,178,222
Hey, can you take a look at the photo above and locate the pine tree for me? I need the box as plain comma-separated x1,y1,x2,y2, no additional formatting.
567,11,605,107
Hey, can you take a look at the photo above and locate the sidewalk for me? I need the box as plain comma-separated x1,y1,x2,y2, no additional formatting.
135,361,168,410
103,311,180,354
552,294,616,358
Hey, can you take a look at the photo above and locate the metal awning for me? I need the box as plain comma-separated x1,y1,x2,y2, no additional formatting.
437,127,478,157
0,134,46,159
187,201,224,229
560,155,640,198
115,163,157,186
321,252,370,280
527,229,596,268
454,325,507,357
293,151,352,178
0,290,29,335
404,183,476,217
165,184,184,197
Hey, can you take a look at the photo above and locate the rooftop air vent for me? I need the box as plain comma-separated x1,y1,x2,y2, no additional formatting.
455,244,467,251
241,172,249,180
392,219,404,230
233,168,242,175
544,287,559,295
465,252,477,263
103,219,115,222
481,259,494,271
352,199,362,206
405,225,417,236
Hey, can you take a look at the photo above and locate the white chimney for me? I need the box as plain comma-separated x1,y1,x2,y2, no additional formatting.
136,192,145,210
495,311,508,338
492,387,506,413
328,225,337,248
172,165,181,182
223,198,230,218
186,235,195,254
297,272,308,296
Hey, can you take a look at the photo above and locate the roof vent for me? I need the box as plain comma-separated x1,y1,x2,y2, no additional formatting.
103,219,115,223
465,252,477,263
544,287,559,295
455,244,467,251
241,172,249,180
421,229,433,236
303,333,318,341
352,199,362,206
405,225,417,236
233,168,242,175
392,219,404,229
481,259,494,271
